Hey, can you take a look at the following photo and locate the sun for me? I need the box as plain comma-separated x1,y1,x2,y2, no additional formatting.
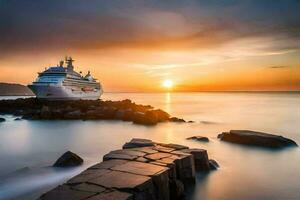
162,79,174,89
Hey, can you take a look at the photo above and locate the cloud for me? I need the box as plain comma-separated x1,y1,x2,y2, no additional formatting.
268,66,290,69
0,0,300,58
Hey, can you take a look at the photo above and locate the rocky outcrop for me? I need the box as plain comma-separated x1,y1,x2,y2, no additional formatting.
0,98,185,126
218,130,298,149
187,136,209,142
0,117,5,122
40,139,218,200
209,159,219,170
53,151,83,167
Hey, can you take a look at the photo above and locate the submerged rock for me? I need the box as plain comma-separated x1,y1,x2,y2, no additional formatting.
0,117,5,122
53,151,83,167
187,136,209,142
209,159,219,170
218,130,298,149
169,117,186,123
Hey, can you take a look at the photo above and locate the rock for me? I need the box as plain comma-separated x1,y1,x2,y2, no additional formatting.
187,136,209,142
85,190,133,200
122,138,155,149
218,130,298,149
40,105,51,119
209,159,219,170
0,117,5,122
14,117,22,121
169,117,186,123
181,149,210,171
188,121,195,123
132,111,158,125
64,110,82,119
169,179,185,200
53,151,83,167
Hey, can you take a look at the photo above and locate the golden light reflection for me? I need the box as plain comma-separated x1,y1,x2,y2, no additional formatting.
164,92,172,114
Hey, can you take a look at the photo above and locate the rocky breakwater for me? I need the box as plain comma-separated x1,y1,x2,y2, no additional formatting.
0,98,185,125
218,130,298,149
38,139,218,200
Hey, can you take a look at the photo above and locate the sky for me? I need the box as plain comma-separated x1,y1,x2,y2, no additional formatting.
0,0,300,92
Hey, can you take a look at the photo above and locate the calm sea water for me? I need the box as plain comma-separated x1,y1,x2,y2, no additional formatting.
0,92,300,200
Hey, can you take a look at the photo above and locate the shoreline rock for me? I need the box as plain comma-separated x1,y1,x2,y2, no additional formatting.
41,139,219,200
218,130,298,149
0,117,5,122
0,98,185,126
187,136,209,142
53,151,83,167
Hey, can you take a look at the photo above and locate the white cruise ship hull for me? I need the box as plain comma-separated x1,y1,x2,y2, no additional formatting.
28,84,102,100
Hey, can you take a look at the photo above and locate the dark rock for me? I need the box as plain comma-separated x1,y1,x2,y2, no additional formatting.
169,179,185,200
169,117,186,123
123,138,155,149
53,151,83,167
218,130,298,149
14,117,22,121
209,159,219,170
64,110,82,119
187,136,209,142
188,120,195,123
0,117,5,122
181,149,210,171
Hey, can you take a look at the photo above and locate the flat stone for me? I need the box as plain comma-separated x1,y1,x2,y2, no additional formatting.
86,190,133,200
110,149,146,157
67,169,111,184
39,185,95,200
153,145,175,153
122,138,155,149
103,153,137,161
156,143,189,150
89,160,128,170
111,161,167,176
209,159,220,170
130,147,158,154
145,153,172,161
135,157,149,163
88,171,152,191
72,183,106,193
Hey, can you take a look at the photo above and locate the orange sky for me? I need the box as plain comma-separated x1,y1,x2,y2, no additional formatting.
0,1,299,92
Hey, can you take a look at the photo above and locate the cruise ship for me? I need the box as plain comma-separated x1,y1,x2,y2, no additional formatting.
28,57,103,100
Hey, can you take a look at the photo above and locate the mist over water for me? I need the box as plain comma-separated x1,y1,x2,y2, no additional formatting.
0,92,300,200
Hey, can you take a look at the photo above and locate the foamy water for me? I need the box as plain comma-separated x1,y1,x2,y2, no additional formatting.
0,92,299,200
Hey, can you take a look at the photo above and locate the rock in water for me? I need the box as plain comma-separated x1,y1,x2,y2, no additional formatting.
0,117,5,122
209,159,219,170
53,151,83,167
218,130,298,149
187,136,209,142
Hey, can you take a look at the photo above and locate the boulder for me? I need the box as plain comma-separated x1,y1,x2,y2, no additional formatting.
187,136,209,142
0,117,5,122
123,138,155,149
209,159,219,170
218,130,298,149
169,117,185,123
53,151,83,167
14,117,22,121
169,179,185,200
64,110,82,119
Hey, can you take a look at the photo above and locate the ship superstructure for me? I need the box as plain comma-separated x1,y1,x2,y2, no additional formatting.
28,57,103,100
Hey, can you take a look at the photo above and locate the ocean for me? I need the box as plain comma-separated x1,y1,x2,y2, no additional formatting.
0,92,299,200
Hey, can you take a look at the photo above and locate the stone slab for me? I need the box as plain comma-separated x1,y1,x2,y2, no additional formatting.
111,161,167,176
88,171,152,191
72,183,106,193
67,169,111,184
89,159,128,170
86,190,133,200
145,153,172,161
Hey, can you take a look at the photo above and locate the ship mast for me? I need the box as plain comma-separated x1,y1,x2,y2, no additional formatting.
65,56,75,71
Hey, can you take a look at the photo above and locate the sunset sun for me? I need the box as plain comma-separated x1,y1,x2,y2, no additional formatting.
162,79,174,89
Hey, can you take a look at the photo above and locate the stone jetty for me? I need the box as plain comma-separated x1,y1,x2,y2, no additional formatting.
39,139,217,200
0,98,185,125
